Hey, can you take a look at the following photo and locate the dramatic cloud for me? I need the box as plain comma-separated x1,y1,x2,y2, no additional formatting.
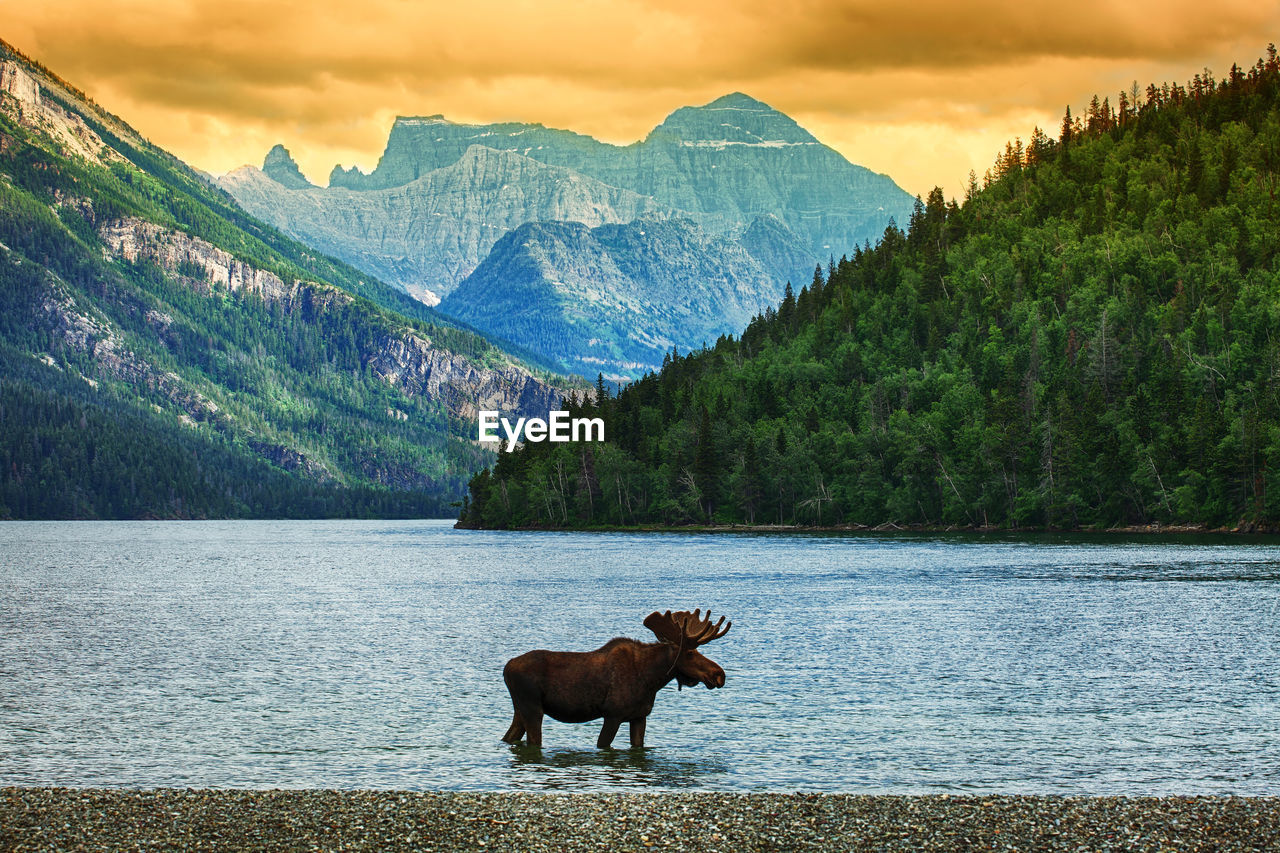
5,0,1277,196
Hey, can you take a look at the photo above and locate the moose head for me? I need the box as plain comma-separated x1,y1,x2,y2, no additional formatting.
501,608,733,749
643,608,731,690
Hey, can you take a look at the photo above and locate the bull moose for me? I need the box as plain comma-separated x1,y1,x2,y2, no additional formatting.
501,609,732,748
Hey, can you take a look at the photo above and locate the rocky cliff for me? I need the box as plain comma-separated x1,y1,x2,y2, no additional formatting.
1,58,127,167
97,217,565,424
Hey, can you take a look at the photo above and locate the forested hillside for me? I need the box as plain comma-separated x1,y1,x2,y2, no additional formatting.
0,40,568,519
461,51,1280,531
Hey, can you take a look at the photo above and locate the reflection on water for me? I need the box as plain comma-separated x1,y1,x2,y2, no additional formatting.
1,520,1279,793
508,745,728,789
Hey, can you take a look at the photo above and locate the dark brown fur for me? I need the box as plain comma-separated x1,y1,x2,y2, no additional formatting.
501,611,730,748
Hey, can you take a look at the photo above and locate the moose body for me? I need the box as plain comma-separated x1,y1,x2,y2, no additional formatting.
502,610,731,748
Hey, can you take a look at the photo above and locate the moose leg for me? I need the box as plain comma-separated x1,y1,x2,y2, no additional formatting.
596,717,622,749
521,709,544,747
628,717,646,748
502,712,526,744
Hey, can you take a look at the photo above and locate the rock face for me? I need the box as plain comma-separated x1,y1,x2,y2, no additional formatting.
97,217,565,424
222,145,669,304
441,217,784,377
737,214,825,292
329,116,608,190
262,144,314,189
100,218,304,306
220,92,916,375
313,93,914,255
0,59,41,105
0,58,124,166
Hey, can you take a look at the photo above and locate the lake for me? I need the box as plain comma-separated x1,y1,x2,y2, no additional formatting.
1,520,1278,793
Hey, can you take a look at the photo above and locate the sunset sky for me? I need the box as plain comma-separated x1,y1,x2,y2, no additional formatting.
4,1,1277,198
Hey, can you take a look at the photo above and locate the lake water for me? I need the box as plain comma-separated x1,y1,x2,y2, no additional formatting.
2,520,1278,793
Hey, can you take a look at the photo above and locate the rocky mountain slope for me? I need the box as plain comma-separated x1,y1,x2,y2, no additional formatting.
440,216,787,377
0,40,572,519
221,94,915,376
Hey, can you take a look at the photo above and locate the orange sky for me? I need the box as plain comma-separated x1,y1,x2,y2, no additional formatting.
4,1,1278,198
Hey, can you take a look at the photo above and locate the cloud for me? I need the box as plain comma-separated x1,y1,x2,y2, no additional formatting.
707,0,1275,71
6,0,1278,196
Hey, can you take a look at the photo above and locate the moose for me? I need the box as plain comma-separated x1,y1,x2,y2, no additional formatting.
501,609,732,748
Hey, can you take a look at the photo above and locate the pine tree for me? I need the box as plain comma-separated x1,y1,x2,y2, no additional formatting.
694,405,718,521
778,281,796,332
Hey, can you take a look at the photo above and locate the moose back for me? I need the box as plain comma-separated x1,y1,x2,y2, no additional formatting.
501,609,732,748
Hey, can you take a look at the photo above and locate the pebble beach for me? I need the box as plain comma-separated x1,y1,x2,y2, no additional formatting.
3,789,1280,852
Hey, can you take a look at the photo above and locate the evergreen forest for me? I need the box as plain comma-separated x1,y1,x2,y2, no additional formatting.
461,51,1280,531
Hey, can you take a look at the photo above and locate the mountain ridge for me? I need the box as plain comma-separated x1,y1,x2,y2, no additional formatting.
223,143,672,305
304,93,908,257
0,39,575,519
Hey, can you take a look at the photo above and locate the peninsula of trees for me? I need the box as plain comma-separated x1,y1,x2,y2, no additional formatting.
461,50,1280,531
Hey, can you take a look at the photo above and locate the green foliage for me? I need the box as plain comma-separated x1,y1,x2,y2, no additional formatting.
462,51,1280,531
0,46,558,518
0,349,449,519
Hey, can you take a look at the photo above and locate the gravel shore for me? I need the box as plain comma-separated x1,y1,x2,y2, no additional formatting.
3,789,1280,851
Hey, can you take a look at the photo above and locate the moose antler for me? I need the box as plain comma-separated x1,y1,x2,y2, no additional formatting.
643,610,684,645
644,609,731,647
678,608,731,646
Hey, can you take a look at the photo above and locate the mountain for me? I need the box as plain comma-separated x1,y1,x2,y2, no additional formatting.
0,39,572,519
459,53,1280,532
440,216,786,377
220,94,915,376
328,116,608,191
323,93,911,256
261,143,314,189
221,144,669,305
736,214,824,292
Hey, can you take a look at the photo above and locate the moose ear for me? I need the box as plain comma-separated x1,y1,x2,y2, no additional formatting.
644,610,681,644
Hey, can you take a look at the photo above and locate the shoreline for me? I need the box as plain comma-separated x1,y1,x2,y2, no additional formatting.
455,520,1280,536
4,789,1279,851
4,518,1275,535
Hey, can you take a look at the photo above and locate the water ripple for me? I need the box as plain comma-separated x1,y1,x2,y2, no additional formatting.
2,520,1279,793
